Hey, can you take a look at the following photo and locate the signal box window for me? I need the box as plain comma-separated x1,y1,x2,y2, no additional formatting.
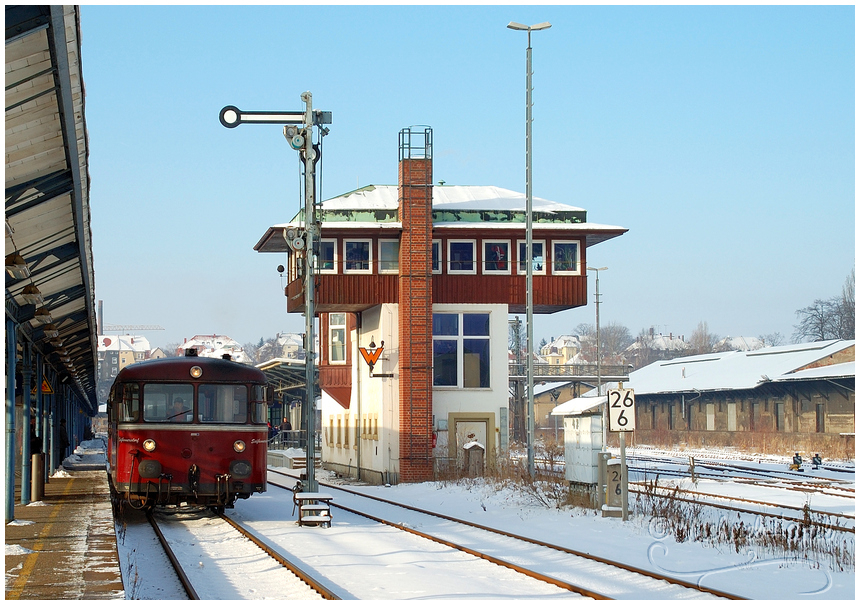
198,385,249,423
319,239,337,273
483,240,510,274
344,239,371,273
432,312,490,388
517,240,545,275
448,240,476,274
329,313,347,363
379,240,400,273
431,240,442,274
552,241,580,274
143,384,194,422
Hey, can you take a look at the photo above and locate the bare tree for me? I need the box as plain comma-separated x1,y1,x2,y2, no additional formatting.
574,321,633,363
600,322,634,362
758,332,784,347
163,343,181,357
688,321,718,355
840,268,855,339
794,271,855,342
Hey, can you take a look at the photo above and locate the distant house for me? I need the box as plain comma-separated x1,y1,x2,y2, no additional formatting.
627,339,855,456
275,332,305,360
540,335,581,366
625,330,689,369
179,334,252,364
714,336,764,352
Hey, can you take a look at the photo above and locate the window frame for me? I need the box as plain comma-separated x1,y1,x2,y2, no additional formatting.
482,239,511,275
517,239,546,275
329,312,347,364
551,240,582,275
318,238,337,274
378,239,400,274
431,240,442,274
343,238,372,274
447,239,477,275
432,312,491,390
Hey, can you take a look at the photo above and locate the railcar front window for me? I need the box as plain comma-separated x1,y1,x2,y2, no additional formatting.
251,385,268,424
121,384,139,421
143,384,194,422
198,384,248,423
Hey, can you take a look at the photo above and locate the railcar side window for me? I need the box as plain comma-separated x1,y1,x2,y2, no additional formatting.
121,384,140,421
251,385,268,424
143,384,194,422
198,385,248,423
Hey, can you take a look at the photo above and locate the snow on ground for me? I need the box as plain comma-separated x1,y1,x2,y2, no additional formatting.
10,439,853,600
302,470,853,600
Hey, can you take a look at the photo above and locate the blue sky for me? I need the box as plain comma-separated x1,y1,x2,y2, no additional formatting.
82,4,855,350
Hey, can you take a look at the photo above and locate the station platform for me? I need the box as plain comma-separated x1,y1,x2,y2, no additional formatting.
4,442,124,599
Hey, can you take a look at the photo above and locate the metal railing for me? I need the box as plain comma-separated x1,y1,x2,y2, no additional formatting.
508,362,629,381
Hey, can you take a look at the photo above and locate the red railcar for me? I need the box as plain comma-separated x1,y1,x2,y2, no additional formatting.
107,350,272,510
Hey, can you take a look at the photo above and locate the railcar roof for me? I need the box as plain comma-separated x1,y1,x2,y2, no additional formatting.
115,356,267,382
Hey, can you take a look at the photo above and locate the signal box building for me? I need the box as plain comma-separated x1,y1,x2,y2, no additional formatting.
255,128,627,483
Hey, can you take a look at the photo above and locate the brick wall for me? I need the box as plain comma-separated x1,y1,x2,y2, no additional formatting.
398,157,434,482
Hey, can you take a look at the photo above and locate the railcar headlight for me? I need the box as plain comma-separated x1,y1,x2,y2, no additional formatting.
143,439,157,452
190,365,203,379
233,440,246,453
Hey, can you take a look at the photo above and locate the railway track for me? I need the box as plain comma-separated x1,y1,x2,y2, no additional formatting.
268,469,743,600
629,483,854,534
146,508,332,600
628,453,854,490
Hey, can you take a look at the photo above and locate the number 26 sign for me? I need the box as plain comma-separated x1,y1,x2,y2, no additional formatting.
608,388,636,432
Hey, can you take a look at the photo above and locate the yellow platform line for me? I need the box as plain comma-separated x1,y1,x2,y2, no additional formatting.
6,479,76,599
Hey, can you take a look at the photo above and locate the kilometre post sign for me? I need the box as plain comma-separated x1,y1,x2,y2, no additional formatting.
608,388,635,432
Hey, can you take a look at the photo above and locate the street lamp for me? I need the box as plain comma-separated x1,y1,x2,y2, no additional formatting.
587,266,608,449
508,20,551,478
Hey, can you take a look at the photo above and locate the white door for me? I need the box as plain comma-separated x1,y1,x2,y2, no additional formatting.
727,403,737,431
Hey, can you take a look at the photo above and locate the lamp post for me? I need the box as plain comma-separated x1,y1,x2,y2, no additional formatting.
587,266,608,449
508,20,551,478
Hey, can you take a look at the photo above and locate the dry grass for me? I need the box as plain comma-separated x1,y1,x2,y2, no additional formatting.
634,475,855,572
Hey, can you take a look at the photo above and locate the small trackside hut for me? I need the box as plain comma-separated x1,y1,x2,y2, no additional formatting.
106,350,273,511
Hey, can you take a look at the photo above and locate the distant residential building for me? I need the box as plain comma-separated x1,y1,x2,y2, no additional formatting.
276,332,305,360
97,335,155,404
540,335,581,366
625,330,689,368
179,334,251,364
714,336,764,352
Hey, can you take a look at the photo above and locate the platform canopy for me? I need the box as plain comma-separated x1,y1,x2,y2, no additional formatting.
5,6,98,413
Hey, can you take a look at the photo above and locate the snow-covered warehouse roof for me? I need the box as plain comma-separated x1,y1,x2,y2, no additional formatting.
627,340,854,396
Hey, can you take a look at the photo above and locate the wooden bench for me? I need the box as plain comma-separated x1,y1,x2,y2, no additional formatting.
293,492,334,527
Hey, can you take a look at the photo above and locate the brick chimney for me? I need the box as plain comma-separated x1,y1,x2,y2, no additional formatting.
397,127,433,482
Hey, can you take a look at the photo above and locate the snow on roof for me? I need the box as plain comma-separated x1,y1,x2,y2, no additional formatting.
533,381,571,396
774,361,855,382
627,340,854,395
715,336,764,351
98,334,151,352
625,334,689,352
322,185,584,213
182,335,242,349
551,396,605,416
544,335,580,350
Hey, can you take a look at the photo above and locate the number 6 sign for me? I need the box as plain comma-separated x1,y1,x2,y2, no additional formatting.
608,388,636,432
